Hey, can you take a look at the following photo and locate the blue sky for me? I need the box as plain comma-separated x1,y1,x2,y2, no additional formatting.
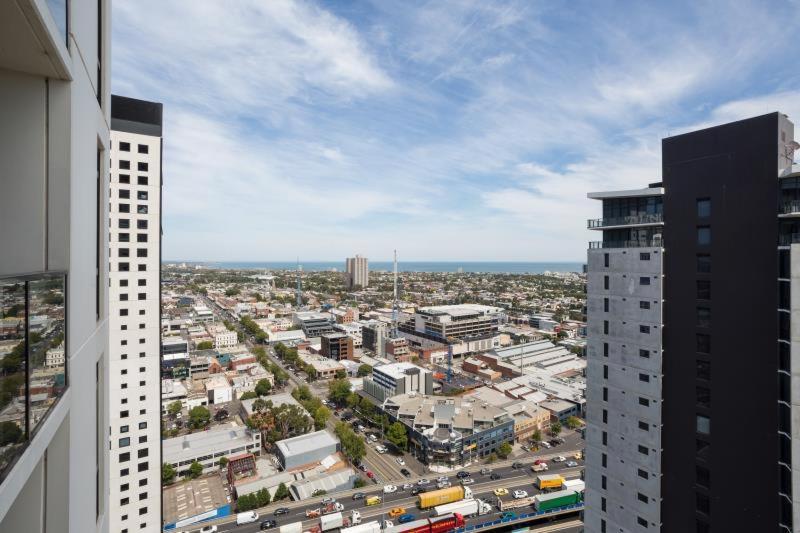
112,0,800,262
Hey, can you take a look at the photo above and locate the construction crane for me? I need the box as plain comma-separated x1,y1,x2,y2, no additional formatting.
391,249,399,338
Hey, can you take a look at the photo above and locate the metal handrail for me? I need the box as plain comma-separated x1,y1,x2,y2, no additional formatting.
780,201,800,215
0,270,68,282
587,213,663,228
589,238,663,249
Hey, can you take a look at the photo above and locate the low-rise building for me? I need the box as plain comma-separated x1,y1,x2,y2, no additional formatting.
192,305,214,323
163,423,261,474
205,374,233,405
321,333,354,361
539,399,581,423
363,362,433,402
293,311,336,337
275,430,339,470
214,330,238,349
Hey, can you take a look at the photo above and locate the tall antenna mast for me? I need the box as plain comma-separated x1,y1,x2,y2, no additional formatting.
296,257,303,308
392,250,399,337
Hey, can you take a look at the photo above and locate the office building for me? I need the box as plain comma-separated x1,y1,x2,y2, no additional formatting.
292,311,335,338
109,95,163,532
585,112,798,533
404,304,505,342
345,255,369,289
0,1,110,532
362,320,388,357
363,362,433,402
321,333,354,361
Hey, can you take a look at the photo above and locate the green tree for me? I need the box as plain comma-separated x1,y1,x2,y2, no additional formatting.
274,482,289,500
359,397,375,419
346,392,360,410
255,379,272,397
237,493,254,511
0,421,22,446
531,429,543,443
161,463,176,485
167,401,182,417
550,421,562,436
357,364,372,377
386,422,408,451
188,461,203,479
497,442,513,459
485,453,498,464
305,366,318,382
196,340,213,350
188,406,211,429
334,421,366,463
314,406,331,430
311,489,327,497
565,416,582,430
353,477,367,489
328,378,352,406
256,487,271,506
292,385,313,402
239,391,257,401
225,287,241,297
219,456,229,468
335,369,347,380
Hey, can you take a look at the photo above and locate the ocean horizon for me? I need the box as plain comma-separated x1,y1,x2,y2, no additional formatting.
164,260,584,274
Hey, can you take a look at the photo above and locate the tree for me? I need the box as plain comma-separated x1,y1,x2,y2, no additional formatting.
335,370,347,380
328,378,352,406
188,406,211,429
359,397,375,419
485,453,498,464
497,442,513,459
314,406,331,431
346,392,360,410
255,487,271,507
255,379,272,397
311,489,327,497
219,457,229,469
188,461,203,479
357,364,373,377
334,421,366,463
225,287,240,297
550,421,562,436
305,366,318,382
292,385,313,402
386,422,408,451
196,340,213,350
531,429,543,443
274,482,289,500
239,391,257,401
167,401,182,417
353,477,367,489
565,416,582,430
161,463,176,485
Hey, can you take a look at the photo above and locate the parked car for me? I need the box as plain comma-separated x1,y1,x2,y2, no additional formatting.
456,470,470,479
436,476,448,483
352,492,365,500
539,441,551,449
259,519,277,530
549,439,560,447
366,471,375,479
400,469,412,478
490,472,502,480
437,481,451,489
566,460,579,467
384,484,398,494
273,508,290,516
480,468,492,475
236,511,259,525
396,457,405,466
402,483,414,490
417,478,430,486
553,455,566,463
460,478,474,485
534,459,546,465
198,527,217,533
494,488,509,496
513,490,528,499
321,497,335,504
411,487,425,496
511,462,524,469
358,464,367,472
397,514,416,524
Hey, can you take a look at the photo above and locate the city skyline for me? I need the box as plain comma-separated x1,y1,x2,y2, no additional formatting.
113,0,800,262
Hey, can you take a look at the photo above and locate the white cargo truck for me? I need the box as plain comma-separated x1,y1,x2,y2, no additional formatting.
432,498,492,518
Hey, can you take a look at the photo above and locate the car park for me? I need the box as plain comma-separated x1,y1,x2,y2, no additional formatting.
273,508,290,516
384,485,398,494
397,514,416,524
494,488,509,496
259,519,277,530
513,490,528,499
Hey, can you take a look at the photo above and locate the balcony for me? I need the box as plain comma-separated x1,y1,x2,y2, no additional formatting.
587,213,663,229
589,237,663,249
779,234,800,246
779,201,800,217
0,272,67,485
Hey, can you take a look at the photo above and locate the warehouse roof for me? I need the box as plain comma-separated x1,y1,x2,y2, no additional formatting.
275,430,337,459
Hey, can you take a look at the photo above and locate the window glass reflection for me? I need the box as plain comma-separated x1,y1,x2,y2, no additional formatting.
0,279,27,481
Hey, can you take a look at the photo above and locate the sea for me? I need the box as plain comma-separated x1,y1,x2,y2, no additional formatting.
167,261,584,274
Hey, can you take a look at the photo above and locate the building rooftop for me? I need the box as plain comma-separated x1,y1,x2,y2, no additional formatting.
275,430,338,459
417,304,504,317
373,361,427,379
587,186,664,200
163,423,257,465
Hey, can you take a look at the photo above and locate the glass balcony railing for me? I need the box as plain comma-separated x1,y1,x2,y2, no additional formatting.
779,201,800,216
587,213,664,229
779,234,800,246
45,0,68,48
589,237,664,249
0,272,67,485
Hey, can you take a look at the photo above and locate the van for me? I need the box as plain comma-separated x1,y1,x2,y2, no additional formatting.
236,511,259,525
366,496,382,506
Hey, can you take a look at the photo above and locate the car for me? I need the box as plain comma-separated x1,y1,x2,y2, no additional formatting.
396,457,406,466
321,497,335,504
480,468,492,475
513,490,528,499
417,478,430,486
375,446,388,454
553,455,566,463
501,512,517,520
366,471,375,479
397,514,416,524
388,507,406,518
199,527,218,533
566,460,579,467
460,478,474,485
521,444,529,452
366,496,382,506
402,483,414,490
411,487,424,496
574,452,583,460
549,439,560,447
357,425,366,432
534,459,546,465
384,485,398,494
436,476,449,483
273,508,290,516
437,481,451,489
358,464,367,472
490,472,502,480
352,492,365,500
236,511,260,525
456,470,470,479
539,441,551,449
259,519,277,530
381,520,394,529
511,462,524,469
400,469,412,478
494,488,509,496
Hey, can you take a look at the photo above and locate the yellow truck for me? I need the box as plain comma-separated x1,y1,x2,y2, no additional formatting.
417,486,473,509
535,474,565,491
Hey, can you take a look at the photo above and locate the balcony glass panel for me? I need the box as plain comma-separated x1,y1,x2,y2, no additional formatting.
0,279,27,482
45,0,68,48
28,277,67,435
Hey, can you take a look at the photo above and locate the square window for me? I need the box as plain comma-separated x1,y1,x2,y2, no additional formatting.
138,265,146,272
138,279,146,286
119,219,130,229
137,462,148,472
637,516,648,528
697,307,711,328
697,254,711,273
137,448,148,458
120,452,130,462
138,293,146,300
697,198,711,218
137,162,148,172
138,144,148,154
638,445,649,455
121,410,129,418
638,421,648,431
119,203,130,213
639,325,650,334
637,493,648,503
119,174,130,184
119,233,130,242
121,468,129,476
696,334,711,354
137,205,148,214
640,301,650,310
696,360,710,380
137,191,148,201
119,142,131,152
137,176,148,186
639,397,650,406
639,349,650,358
137,220,148,229
121,497,129,506
120,425,129,433
638,468,649,479
120,160,130,170
696,415,711,435
137,249,147,258
139,422,148,429
119,248,129,257
640,252,650,260
137,234,148,243
119,189,130,199
639,276,651,286
119,437,130,447
639,373,650,383
697,226,711,246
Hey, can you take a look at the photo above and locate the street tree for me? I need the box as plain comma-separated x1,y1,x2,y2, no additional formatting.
357,364,372,377
314,406,331,430
550,421,562,436
497,442,512,459
162,463,176,485
255,379,272,397
386,422,408,451
167,401,182,417
188,406,211,429
328,378,352,406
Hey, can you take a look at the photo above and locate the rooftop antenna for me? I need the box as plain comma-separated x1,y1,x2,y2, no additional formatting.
392,250,399,338
296,258,303,308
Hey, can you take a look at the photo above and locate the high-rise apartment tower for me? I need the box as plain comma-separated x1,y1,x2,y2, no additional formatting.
109,95,163,533
0,1,111,532
345,255,369,289
585,112,798,532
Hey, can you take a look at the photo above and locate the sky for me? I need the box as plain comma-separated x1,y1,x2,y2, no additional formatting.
112,0,800,262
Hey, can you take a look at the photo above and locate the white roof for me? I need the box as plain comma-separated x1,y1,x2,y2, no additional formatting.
587,186,663,200
276,430,337,459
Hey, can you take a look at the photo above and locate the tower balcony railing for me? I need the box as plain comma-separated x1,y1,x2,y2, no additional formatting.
0,272,67,486
587,213,663,229
779,201,800,216
589,236,663,249
779,234,800,246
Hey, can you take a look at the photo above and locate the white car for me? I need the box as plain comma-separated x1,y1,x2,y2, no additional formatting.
381,521,394,529
402,483,414,490
417,478,430,486
460,478,474,485
376,446,388,454
198,527,218,533
553,455,566,462
383,485,398,494
436,476,449,483
437,481,451,489
513,490,528,499
396,458,405,466
539,441,551,449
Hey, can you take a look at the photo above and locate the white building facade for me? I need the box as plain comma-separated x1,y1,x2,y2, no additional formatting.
109,95,163,533
0,2,111,532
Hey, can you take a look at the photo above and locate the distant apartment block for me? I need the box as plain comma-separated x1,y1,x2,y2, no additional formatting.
345,255,369,289
0,2,111,532
109,94,163,532
363,362,433,402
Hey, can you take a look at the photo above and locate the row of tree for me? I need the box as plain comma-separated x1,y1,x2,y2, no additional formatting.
291,385,332,430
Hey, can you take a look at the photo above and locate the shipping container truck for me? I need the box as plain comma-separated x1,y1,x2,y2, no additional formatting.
497,496,536,511
533,490,582,512
383,512,466,533
535,474,565,491
279,522,304,533
432,499,492,517
562,479,585,493
340,521,382,533
417,486,473,509
320,512,350,531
